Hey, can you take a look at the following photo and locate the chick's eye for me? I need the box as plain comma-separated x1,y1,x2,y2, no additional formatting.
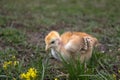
51,41,55,44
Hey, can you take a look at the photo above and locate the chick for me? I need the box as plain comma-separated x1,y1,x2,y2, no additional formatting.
45,31,98,63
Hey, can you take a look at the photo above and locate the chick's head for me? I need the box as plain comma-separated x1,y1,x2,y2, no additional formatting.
45,31,61,51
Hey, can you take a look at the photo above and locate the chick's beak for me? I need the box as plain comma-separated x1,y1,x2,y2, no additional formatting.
45,45,49,51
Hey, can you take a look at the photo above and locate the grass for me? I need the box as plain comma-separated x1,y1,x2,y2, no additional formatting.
0,28,26,45
59,50,117,80
0,0,120,80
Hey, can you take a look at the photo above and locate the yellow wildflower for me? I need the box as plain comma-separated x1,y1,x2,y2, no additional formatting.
26,72,31,79
20,68,37,80
3,61,12,69
3,60,19,69
13,61,19,66
28,68,37,78
20,73,26,79
54,78,58,80
3,62,7,69
7,61,12,64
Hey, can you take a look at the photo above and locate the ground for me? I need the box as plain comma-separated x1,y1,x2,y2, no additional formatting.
0,0,120,80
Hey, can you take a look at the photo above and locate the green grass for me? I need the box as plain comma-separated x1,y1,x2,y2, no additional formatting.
59,50,117,80
0,28,26,45
0,0,120,80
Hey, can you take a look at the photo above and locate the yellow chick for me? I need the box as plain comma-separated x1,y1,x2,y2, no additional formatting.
45,31,98,63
